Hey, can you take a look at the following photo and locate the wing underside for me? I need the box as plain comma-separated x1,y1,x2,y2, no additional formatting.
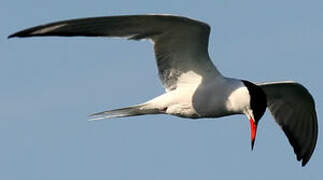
9,15,221,90
258,81,318,166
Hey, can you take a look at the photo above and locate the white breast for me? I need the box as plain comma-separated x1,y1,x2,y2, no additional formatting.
190,78,249,118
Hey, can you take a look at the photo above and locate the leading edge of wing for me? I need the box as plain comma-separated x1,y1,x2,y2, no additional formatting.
8,14,210,39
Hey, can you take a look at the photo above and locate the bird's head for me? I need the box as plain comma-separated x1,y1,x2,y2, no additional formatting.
242,80,267,150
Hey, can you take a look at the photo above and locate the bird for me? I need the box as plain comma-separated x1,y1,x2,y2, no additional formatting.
8,14,318,166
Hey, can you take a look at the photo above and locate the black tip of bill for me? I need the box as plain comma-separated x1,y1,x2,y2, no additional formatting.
251,139,255,151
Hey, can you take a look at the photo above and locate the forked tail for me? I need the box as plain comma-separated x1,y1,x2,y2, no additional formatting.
89,104,161,121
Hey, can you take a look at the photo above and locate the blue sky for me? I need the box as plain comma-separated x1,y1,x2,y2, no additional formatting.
2,0,323,179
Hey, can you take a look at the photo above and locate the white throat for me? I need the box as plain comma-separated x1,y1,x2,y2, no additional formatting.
226,86,251,114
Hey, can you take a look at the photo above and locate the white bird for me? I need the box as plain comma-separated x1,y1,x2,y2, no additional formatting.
8,14,318,166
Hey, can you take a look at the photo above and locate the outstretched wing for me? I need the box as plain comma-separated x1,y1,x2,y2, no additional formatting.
9,15,221,91
257,81,318,166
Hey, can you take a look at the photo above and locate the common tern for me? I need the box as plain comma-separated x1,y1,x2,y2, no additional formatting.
8,14,318,166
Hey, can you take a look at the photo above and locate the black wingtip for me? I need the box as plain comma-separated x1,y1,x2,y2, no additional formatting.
8,31,27,39
8,25,43,39
8,34,16,39
8,31,32,39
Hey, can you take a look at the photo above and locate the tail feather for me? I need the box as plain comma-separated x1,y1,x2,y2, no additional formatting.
89,104,160,121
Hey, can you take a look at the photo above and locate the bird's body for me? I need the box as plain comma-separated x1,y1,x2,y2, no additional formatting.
132,76,247,119
9,14,318,166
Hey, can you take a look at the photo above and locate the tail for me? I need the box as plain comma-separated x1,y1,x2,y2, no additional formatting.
89,104,161,121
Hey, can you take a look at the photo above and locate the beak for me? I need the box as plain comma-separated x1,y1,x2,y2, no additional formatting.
249,116,257,150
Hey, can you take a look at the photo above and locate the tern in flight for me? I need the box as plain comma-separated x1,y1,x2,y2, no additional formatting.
9,14,318,166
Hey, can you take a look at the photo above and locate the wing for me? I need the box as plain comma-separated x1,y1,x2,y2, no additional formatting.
9,15,221,91
257,81,318,166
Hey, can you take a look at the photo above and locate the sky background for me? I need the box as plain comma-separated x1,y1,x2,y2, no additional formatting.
2,0,323,179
